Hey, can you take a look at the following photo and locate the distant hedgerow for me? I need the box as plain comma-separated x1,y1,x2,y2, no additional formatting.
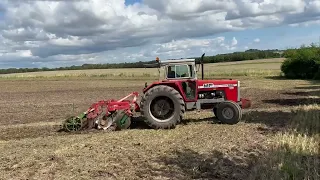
281,43,320,80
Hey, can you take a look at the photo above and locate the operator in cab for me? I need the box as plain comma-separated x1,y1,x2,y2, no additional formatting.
167,66,176,78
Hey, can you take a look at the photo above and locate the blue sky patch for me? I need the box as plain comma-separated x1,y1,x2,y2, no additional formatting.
125,0,141,5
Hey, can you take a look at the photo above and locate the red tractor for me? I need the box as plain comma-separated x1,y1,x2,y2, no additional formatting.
140,54,251,129
62,54,251,132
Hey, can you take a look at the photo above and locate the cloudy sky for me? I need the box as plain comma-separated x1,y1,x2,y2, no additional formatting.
0,0,320,68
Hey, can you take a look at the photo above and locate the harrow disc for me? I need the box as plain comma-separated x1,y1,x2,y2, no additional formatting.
95,110,132,131
62,116,85,132
115,110,132,130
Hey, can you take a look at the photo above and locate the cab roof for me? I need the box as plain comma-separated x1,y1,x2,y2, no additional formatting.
159,59,196,66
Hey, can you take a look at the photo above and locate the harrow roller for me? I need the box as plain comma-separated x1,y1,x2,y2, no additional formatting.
63,115,85,132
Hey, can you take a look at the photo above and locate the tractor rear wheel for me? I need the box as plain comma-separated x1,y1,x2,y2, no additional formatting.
140,85,185,129
215,101,242,124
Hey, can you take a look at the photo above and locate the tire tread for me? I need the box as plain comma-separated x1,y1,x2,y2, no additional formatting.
140,85,185,129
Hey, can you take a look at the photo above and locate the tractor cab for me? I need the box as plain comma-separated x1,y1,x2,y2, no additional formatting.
159,58,197,80
157,58,198,101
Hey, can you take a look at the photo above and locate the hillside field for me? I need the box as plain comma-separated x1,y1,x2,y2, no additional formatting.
0,58,319,180
0,58,284,79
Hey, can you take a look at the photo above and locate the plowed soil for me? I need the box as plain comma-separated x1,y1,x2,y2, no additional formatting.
0,76,319,180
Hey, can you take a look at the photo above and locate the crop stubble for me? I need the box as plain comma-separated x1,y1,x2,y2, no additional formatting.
0,59,319,179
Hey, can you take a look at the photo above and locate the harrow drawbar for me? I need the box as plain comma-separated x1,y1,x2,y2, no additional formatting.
61,92,140,132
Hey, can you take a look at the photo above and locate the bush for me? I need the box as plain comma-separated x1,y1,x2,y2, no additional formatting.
281,44,320,80
313,66,320,79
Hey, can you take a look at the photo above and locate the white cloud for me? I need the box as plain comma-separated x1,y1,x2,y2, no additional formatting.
151,36,237,57
0,0,319,67
48,36,94,47
254,38,261,43
289,19,320,27
231,37,238,46
155,37,222,53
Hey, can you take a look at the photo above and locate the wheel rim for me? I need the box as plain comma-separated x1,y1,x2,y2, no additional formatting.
149,96,174,122
222,107,234,119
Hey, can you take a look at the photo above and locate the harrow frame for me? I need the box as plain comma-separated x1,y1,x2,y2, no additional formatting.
62,92,140,132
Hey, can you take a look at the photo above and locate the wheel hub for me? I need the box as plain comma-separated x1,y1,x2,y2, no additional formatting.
150,96,174,121
222,107,234,119
154,99,170,116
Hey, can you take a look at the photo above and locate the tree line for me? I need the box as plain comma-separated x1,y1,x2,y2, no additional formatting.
0,48,284,75
195,49,283,63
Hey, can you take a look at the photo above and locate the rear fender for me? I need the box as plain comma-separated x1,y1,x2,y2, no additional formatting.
143,82,186,101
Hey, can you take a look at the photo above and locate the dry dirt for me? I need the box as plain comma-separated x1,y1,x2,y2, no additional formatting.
0,76,319,180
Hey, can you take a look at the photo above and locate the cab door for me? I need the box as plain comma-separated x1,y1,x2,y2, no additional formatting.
181,79,197,102
167,63,198,102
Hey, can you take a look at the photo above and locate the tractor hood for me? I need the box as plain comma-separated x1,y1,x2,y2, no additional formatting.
197,79,239,89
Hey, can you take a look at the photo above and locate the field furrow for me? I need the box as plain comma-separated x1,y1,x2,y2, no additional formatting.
0,59,318,180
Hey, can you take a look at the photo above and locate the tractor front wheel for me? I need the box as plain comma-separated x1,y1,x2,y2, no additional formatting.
140,85,185,129
215,101,242,124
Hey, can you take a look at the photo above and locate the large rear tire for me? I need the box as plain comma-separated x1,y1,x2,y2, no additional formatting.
140,85,185,129
215,101,242,124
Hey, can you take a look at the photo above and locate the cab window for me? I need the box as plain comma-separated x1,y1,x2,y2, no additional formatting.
167,64,191,78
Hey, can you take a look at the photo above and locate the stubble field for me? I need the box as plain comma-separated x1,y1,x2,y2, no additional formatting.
0,58,319,180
